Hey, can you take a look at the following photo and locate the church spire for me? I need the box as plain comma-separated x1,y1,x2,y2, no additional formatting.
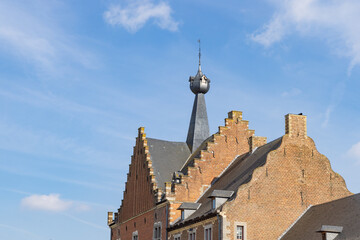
186,41,210,152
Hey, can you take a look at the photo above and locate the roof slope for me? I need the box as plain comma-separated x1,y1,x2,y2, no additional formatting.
280,193,360,240
186,93,210,152
172,137,282,226
147,138,191,190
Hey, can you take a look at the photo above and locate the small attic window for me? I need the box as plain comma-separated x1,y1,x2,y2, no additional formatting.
209,190,234,210
178,202,201,221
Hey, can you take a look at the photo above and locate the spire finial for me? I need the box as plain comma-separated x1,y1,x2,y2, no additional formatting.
198,39,201,71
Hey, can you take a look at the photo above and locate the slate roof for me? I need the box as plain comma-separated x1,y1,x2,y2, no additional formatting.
169,137,283,228
186,93,210,152
209,190,234,198
147,138,191,190
280,193,360,240
178,202,201,210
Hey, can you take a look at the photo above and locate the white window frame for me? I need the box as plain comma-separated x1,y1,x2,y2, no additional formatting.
188,228,196,240
174,233,181,240
153,222,162,240
132,230,138,240
234,222,247,240
204,224,213,240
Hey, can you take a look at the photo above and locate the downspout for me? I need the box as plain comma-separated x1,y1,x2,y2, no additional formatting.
166,202,169,240
217,213,222,240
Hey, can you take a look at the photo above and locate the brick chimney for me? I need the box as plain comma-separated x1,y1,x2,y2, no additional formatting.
285,114,307,138
107,212,113,225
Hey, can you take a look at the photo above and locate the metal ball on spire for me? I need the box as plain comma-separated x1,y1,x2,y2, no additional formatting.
189,39,210,94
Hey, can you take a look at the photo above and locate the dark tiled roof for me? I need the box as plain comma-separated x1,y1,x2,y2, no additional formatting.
171,137,283,227
147,138,191,190
178,202,201,210
209,190,234,198
280,193,360,240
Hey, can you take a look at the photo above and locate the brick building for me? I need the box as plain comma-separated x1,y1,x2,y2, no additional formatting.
107,53,356,240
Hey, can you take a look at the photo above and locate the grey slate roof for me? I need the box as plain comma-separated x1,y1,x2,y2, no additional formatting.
319,225,343,233
147,138,191,190
170,137,283,227
280,193,360,240
209,190,234,198
178,202,201,210
186,93,210,153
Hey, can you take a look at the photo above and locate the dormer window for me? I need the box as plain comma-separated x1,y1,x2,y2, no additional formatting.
178,202,201,221
317,225,343,240
208,190,234,210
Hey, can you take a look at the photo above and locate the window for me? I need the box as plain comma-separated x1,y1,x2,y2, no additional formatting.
174,233,181,240
188,229,196,240
132,231,138,240
236,226,244,240
153,222,162,240
189,232,195,240
204,224,212,240
212,199,216,209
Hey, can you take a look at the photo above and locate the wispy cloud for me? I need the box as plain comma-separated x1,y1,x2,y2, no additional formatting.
251,0,360,72
321,80,346,127
281,88,302,97
1,187,114,209
0,1,97,73
21,194,74,212
0,165,121,192
347,141,360,163
61,213,108,230
104,0,179,33
0,119,123,170
0,223,43,240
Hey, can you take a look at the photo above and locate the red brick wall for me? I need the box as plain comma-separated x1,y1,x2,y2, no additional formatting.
221,115,351,240
111,204,168,240
167,111,261,223
118,127,157,222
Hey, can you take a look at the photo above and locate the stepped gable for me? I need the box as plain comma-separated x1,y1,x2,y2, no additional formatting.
170,137,283,227
117,127,158,222
280,193,360,240
165,111,267,223
147,138,191,191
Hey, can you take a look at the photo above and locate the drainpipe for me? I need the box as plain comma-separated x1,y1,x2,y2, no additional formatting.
217,213,222,240
166,202,169,240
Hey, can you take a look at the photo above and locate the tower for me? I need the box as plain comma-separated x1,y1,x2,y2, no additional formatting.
186,41,210,152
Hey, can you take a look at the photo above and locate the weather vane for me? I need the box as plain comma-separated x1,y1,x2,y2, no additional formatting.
198,39,201,67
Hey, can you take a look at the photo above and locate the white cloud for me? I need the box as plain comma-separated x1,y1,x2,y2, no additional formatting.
348,141,360,161
21,194,73,212
104,0,179,32
251,0,360,71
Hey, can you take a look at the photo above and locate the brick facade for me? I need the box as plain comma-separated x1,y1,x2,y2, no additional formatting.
167,114,351,240
108,112,351,240
166,111,263,223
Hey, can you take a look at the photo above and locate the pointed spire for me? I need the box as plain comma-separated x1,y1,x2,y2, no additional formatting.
186,41,211,152
186,93,210,152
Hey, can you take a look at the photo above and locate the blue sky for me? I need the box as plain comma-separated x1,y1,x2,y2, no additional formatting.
1,0,360,239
